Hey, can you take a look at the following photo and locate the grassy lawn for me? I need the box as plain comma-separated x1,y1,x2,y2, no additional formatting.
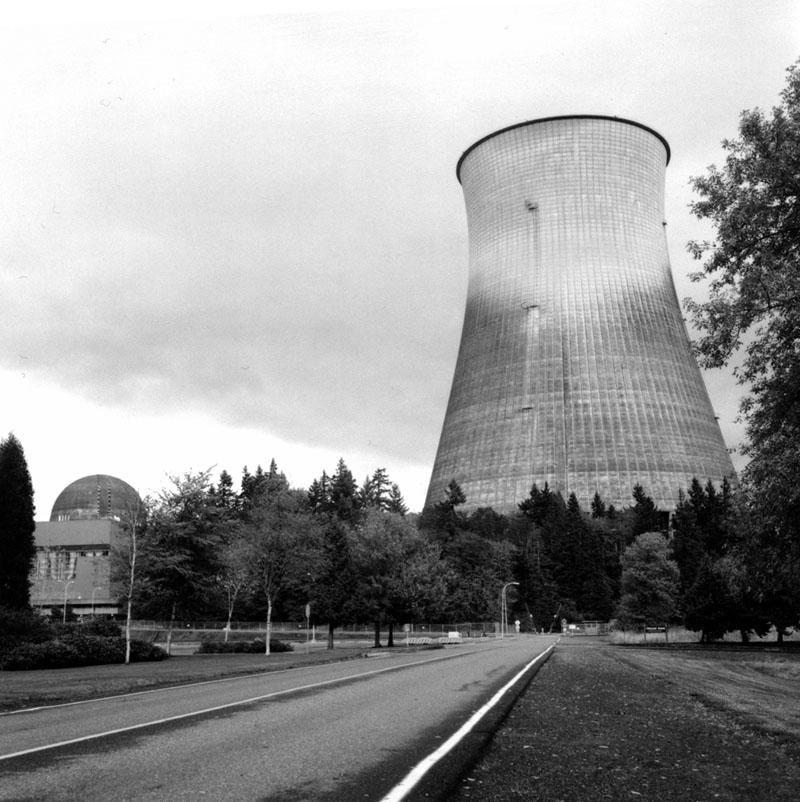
453,639,800,801
614,645,800,746
0,646,366,712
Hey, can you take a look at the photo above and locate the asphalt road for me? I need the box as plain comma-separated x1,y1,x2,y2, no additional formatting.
0,635,556,801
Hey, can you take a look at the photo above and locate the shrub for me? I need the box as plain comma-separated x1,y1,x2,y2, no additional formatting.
1,639,84,670
61,634,125,664
197,639,293,654
79,618,123,638
0,635,167,670
128,639,168,662
0,606,53,654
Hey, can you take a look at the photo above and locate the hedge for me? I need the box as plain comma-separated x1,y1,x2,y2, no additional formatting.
197,638,293,654
0,636,167,670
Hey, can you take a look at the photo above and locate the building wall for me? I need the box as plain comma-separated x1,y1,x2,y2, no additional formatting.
30,520,122,615
426,116,735,513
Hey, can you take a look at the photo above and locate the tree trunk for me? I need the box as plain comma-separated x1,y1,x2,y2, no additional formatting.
327,622,335,650
373,620,381,648
125,528,137,665
166,601,176,657
225,601,234,643
387,622,394,647
265,596,272,655
777,627,784,645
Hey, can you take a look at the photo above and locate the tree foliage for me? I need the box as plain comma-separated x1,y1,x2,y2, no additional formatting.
615,532,680,628
0,433,36,610
687,60,800,488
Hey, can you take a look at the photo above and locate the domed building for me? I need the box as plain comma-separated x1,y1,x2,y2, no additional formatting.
50,474,142,522
31,474,142,617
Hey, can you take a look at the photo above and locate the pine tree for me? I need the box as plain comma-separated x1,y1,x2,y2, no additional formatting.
329,459,361,524
386,483,408,516
0,433,37,609
590,491,606,519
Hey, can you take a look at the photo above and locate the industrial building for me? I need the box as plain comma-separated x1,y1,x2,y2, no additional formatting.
30,474,141,617
426,115,735,513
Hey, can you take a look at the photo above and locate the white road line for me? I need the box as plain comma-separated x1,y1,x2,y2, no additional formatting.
1,646,488,717
380,643,556,802
0,649,489,762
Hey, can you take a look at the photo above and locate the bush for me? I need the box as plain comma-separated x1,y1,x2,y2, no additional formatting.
0,607,53,654
78,618,123,637
51,618,123,639
0,635,167,670
1,639,84,670
128,639,168,662
62,634,125,664
197,638,293,654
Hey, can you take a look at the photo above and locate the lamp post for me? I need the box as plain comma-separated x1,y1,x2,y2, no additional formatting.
500,581,519,638
62,579,75,624
91,586,103,616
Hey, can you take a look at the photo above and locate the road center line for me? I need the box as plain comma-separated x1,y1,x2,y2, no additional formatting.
380,643,556,802
0,648,489,762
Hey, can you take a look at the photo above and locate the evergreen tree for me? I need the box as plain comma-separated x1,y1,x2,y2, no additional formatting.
329,458,361,524
418,479,467,535
0,433,36,609
629,484,666,538
308,470,331,513
590,491,606,519
386,483,408,516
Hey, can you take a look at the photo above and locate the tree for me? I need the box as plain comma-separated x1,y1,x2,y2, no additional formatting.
386,483,408,516
217,529,254,640
329,459,361,524
134,470,223,652
615,532,680,631
628,484,666,539
315,519,356,649
112,498,148,663
418,479,467,535
208,469,238,515
687,60,800,552
682,556,739,643
349,508,445,647
687,60,800,444
590,491,607,519
243,468,323,655
0,433,36,610
671,478,733,596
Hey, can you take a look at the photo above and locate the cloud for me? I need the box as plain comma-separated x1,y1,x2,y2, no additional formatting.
2,3,798,511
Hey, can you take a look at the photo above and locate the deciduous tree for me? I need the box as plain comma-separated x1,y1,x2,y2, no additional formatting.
615,532,680,631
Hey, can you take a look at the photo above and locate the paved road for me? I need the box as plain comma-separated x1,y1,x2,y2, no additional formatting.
0,635,556,801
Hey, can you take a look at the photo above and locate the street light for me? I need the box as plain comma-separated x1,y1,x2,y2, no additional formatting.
91,586,103,616
500,581,519,638
62,579,75,624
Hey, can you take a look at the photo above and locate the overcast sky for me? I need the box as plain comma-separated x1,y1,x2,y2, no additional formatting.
2,1,798,516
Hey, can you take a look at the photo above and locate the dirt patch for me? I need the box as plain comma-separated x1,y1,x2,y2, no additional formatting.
452,639,800,801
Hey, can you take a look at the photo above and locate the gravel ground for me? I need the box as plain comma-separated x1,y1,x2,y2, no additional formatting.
451,639,800,801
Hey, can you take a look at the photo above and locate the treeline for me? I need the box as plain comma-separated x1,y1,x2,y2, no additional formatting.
116,454,796,647
115,458,441,650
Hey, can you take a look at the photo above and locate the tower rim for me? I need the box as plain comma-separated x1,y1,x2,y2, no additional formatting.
455,114,671,183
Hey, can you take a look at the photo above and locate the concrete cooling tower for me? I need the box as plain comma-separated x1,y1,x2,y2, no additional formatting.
426,115,735,513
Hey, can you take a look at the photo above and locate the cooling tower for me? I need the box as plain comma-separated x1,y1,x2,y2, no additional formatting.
426,115,735,513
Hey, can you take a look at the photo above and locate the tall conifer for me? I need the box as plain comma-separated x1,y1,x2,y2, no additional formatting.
0,433,36,609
